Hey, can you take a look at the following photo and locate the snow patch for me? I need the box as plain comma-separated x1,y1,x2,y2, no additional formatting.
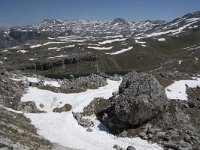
30,44,42,49
17,50,27,53
99,38,127,45
106,46,133,55
48,55,68,59
165,77,200,100
48,37,56,40
194,57,199,63
178,60,182,65
135,40,146,44
2,49,8,52
43,42,65,46
158,38,166,42
64,45,75,48
11,76,60,87
88,46,113,50
48,47,58,50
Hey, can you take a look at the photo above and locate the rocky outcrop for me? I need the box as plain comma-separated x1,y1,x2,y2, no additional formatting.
53,104,72,113
37,74,107,94
73,112,94,128
126,146,136,150
59,74,107,93
82,98,111,116
9,28,41,42
0,106,52,149
0,67,6,75
0,73,43,113
15,101,42,113
26,53,98,71
111,18,130,26
99,71,168,134
128,100,200,149
0,106,71,150
0,74,24,108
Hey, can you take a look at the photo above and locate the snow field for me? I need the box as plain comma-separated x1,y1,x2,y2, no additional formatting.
20,79,162,150
165,77,200,100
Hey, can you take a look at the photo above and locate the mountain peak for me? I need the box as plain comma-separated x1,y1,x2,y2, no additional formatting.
111,18,129,25
41,19,62,25
182,11,200,19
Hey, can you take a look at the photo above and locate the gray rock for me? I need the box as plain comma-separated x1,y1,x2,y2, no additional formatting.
115,71,168,126
183,134,191,143
126,146,136,150
179,140,193,150
147,133,154,139
139,132,148,139
73,112,94,128
163,142,179,150
61,74,107,91
73,112,82,121
0,67,6,75
113,144,123,150
79,118,94,128
16,101,42,113
101,71,168,133
20,79,29,88
87,128,93,132
155,131,166,139
39,103,44,108
53,104,72,113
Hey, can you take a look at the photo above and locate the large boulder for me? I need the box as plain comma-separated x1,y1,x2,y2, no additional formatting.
101,71,168,133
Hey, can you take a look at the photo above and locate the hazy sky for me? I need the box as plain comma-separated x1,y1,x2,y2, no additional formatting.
0,0,200,26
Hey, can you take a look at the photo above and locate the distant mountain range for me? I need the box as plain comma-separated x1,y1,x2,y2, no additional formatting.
0,11,199,49
0,11,200,75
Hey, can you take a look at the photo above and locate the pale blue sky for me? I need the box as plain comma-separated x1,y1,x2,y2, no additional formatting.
0,0,200,26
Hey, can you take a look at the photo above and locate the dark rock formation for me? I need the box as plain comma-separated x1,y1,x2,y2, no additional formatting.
53,104,72,113
0,106,52,149
0,74,24,107
126,146,136,150
111,18,129,26
99,71,168,134
9,28,41,42
113,144,123,150
73,112,94,128
82,98,111,116
0,67,6,75
26,52,98,71
0,106,70,150
15,101,42,113
131,100,200,149
61,74,107,92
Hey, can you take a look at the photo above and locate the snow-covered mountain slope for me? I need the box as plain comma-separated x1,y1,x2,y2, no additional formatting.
4,18,165,39
2,11,199,50
141,11,200,38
